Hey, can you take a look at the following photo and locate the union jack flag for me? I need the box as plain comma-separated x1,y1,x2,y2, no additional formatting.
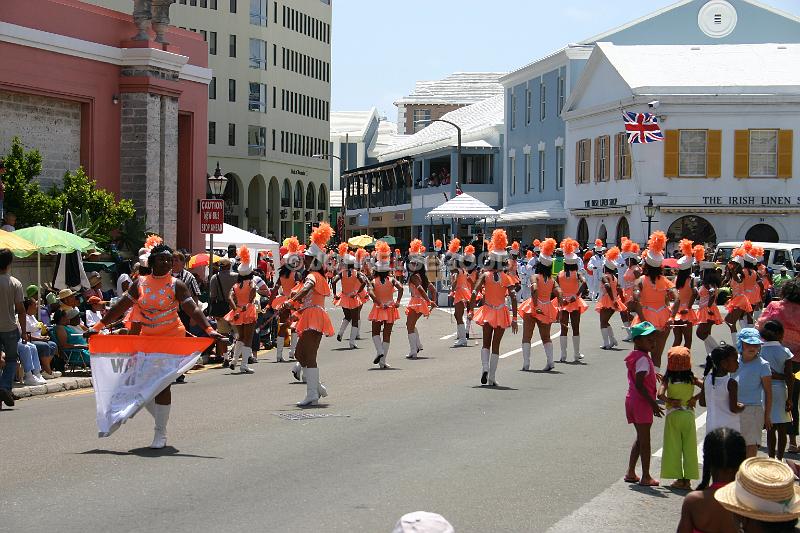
623,112,664,144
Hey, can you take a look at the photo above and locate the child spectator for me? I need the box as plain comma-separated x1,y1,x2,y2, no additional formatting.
658,346,702,490
624,321,664,487
701,343,744,435
677,428,746,533
759,320,794,460
736,328,773,458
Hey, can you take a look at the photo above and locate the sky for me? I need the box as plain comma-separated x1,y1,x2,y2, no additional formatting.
330,0,800,122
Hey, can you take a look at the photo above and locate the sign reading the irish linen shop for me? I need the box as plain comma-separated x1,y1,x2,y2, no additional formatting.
702,196,800,205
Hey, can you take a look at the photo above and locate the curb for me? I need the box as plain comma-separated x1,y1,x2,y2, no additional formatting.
11,376,93,400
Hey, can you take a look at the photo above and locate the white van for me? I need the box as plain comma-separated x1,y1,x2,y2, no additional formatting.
713,242,800,272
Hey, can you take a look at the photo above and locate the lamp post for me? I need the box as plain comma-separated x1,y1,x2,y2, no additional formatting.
207,162,228,277
643,195,658,237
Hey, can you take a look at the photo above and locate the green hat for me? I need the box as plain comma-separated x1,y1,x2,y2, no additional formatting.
45,292,58,305
25,285,39,298
630,321,657,339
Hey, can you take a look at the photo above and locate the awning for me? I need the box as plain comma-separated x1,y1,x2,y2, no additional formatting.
489,200,567,225
425,193,499,220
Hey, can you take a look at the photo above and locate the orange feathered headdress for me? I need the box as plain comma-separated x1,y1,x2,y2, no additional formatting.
742,240,754,254
238,245,251,265
285,237,300,254
511,241,520,253
464,245,475,256
679,238,694,258
647,231,667,254
540,237,557,257
409,239,424,256
355,248,368,263
144,235,163,250
310,222,334,248
337,242,349,257
604,246,621,270
434,239,443,250
595,238,604,249
631,242,641,255
751,246,765,259
448,238,461,254
533,238,541,248
526,250,533,259
489,229,508,253
693,245,706,263
560,238,578,255
394,248,401,257
375,240,391,257
621,237,633,254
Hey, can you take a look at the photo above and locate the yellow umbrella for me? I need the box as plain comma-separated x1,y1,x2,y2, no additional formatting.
348,235,375,248
0,229,37,257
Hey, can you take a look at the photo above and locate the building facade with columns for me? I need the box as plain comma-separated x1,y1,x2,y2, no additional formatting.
562,42,800,250
86,0,332,243
0,0,211,249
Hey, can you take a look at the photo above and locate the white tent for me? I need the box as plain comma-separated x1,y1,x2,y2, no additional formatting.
424,193,499,220
204,224,280,267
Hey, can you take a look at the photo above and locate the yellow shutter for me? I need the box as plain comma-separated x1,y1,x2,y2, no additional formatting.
604,135,611,179
575,141,580,183
734,130,750,178
778,129,793,179
664,130,678,177
706,130,722,178
613,134,620,179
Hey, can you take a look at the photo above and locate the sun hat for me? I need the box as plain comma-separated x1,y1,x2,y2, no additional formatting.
715,457,800,523
737,327,763,352
218,257,232,267
630,321,657,339
57,288,76,300
393,511,454,533
46,292,58,305
537,238,557,267
25,284,39,298
88,271,102,286
65,308,80,320
667,346,692,371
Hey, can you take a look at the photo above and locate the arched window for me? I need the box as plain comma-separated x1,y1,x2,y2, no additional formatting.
294,181,303,208
667,215,717,246
615,217,630,245
223,174,240,226
745,224,779,243
597,224,608,244
576,218,589,247
318,185,327,210
281,179,291,208
306,183,316,210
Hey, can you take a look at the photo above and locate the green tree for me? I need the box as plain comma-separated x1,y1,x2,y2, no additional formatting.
59,166,136,241
0,137,62,227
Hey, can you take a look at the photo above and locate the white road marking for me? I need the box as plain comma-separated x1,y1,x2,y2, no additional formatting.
652,411,707,459
500,331,561,359
440,333,457,340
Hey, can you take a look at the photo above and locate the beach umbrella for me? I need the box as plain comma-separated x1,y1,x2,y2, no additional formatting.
188,253,222,269
347,235,375,248
17,217,94,293
0,229,37,257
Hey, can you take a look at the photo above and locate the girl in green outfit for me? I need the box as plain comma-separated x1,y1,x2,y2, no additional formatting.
658,346,704,490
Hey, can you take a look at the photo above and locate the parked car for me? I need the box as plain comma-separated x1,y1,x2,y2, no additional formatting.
713,241,800,272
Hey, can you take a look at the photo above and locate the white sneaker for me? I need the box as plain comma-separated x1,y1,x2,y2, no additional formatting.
23,372,40,386
33,372,47,384
42,372,56,380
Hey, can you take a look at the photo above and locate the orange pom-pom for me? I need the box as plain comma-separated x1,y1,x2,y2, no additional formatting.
285,237,300,254
435,239,443,250
679,238,694,258
647,231,667,254
733,248,745,258
751,246,765,259
631,242,641,255
693,245,705,262
621,238,633,253
512,241,520,252
742,240,753,254
490,229,508,252
526,250,533,259
310,222,334,247
533,239,541,247
409,239,424,255
540,238,557,257
355,248,368,262
595,238,604,247
375,240,390,256
560,238,578,255
448,238,461,254
464,245,475,255
144,235,163,250
337,242,349,257
605,246,621,262
238,245,250,265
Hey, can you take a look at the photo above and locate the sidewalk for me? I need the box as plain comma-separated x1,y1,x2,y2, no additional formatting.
11,373,93,400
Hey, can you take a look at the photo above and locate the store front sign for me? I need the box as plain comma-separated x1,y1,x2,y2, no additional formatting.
702,196,800,206
583,198,618,208
291,169,307,176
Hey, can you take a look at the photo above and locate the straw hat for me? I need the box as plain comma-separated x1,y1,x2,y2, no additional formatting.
57,288,76,300
715,457,800,522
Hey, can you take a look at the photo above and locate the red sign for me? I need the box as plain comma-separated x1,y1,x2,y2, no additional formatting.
200,199,224,234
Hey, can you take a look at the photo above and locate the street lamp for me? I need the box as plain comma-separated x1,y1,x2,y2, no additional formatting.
643,195,658,236
206,162,228,277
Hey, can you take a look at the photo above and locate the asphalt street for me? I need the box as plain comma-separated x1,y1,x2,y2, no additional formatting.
1,297,731,532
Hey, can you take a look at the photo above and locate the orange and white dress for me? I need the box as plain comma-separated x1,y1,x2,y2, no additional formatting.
519,274,559,324
472,272,513,329
556,271,588,314
634,276,674,329
271,274,301,310
697,286,723,325
673,282,698,324
622,268,638,304
224,280,258,325
368,277,400,323
743,269,762,306
507,259,521,285
726,276,754,314
596,276,627,313
451,270,473,304
406,276,432,317
136,274,186,337
336,271,364,309
295,271,335,336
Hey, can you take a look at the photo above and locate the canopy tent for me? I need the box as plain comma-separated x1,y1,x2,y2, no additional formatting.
205,224,280,268
424,193,499,220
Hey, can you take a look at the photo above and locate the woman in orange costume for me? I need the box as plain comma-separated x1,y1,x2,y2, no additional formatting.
463,245,480,339
632,231,676,368
368,242,403,368
596,246,627,350
393,249,405,284
469,229,518,386
557,238,589,363
224,246,258,374
405,239,434,359
272,237,303,363
332,243,368,349
282,223,335,406
90,240,223,448
449,238,472,348
745,244,766,320
695,246,723,356
724,243,762,345
619,238,641,340
670,240,698,350
519,238,561,371
508,241,522,288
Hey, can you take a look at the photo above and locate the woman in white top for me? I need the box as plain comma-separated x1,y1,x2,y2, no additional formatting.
700,343,744,435
24,298,59,379
115,262,134,297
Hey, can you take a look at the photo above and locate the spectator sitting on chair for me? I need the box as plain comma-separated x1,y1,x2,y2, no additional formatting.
53,308,90,365
24,297,59,379
84,296,106,329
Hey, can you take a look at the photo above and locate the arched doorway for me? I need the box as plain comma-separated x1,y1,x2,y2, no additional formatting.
745,223,779,243
576,218,588,247
667,215,717,246
267,177,280,240
615,217,630,245
281,179,292,239
306,183,316,211
597,224,608,244
293,181,304,237
223,173,241,227
247,175,266,235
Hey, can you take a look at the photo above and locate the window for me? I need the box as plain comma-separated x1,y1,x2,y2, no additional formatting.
749,129,778,177
577,139,590,184
556,146,564,189
615,132,631,179
524,153,531,193
511,93,517,130
539,82,546,121
208,121,216,144
281,179,291,207
596,135,609,182
412,109,431,132
210,0,217,8
228,123,236,146
272,86,276,109
228,79,236,102
679,130,707,177
249,82,266,112
539,149,546,191
208,77,216,99
190,0,196,6
250,0,267,25
229,0,236,13
525,87,531,125
248,126,266,156
199,30,207,41
209,31,217,54
249,38,266,69
509,156,516,195
557,73,565,113
200,0,207,7
229,34,236,58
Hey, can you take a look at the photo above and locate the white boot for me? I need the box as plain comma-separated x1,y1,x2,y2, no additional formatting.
573,335,584,361
297,367,320,407
230,340,243,370
466,318,472,339
622,321,632,341
600,328,610,349
521,342,531,371
488,353,500,386
144,399,156,417
452,324,468,347
543,342,554,371
337,319,350,342
480,348,490,385
239,347,254,374
292,361,303,382
288,331,298,360
407,333,418,359
703,336,719,356
348,326,358,349
415,329,423,352
372,335,384,365
607,326,618,348
559,336,568,362
275,336,285,362
150,403,170,449
381,341,391,368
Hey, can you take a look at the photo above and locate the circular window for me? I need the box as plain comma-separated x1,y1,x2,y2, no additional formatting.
698,1,737,39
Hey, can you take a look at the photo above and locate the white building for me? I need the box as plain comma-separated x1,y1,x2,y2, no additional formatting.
562,42,799,248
